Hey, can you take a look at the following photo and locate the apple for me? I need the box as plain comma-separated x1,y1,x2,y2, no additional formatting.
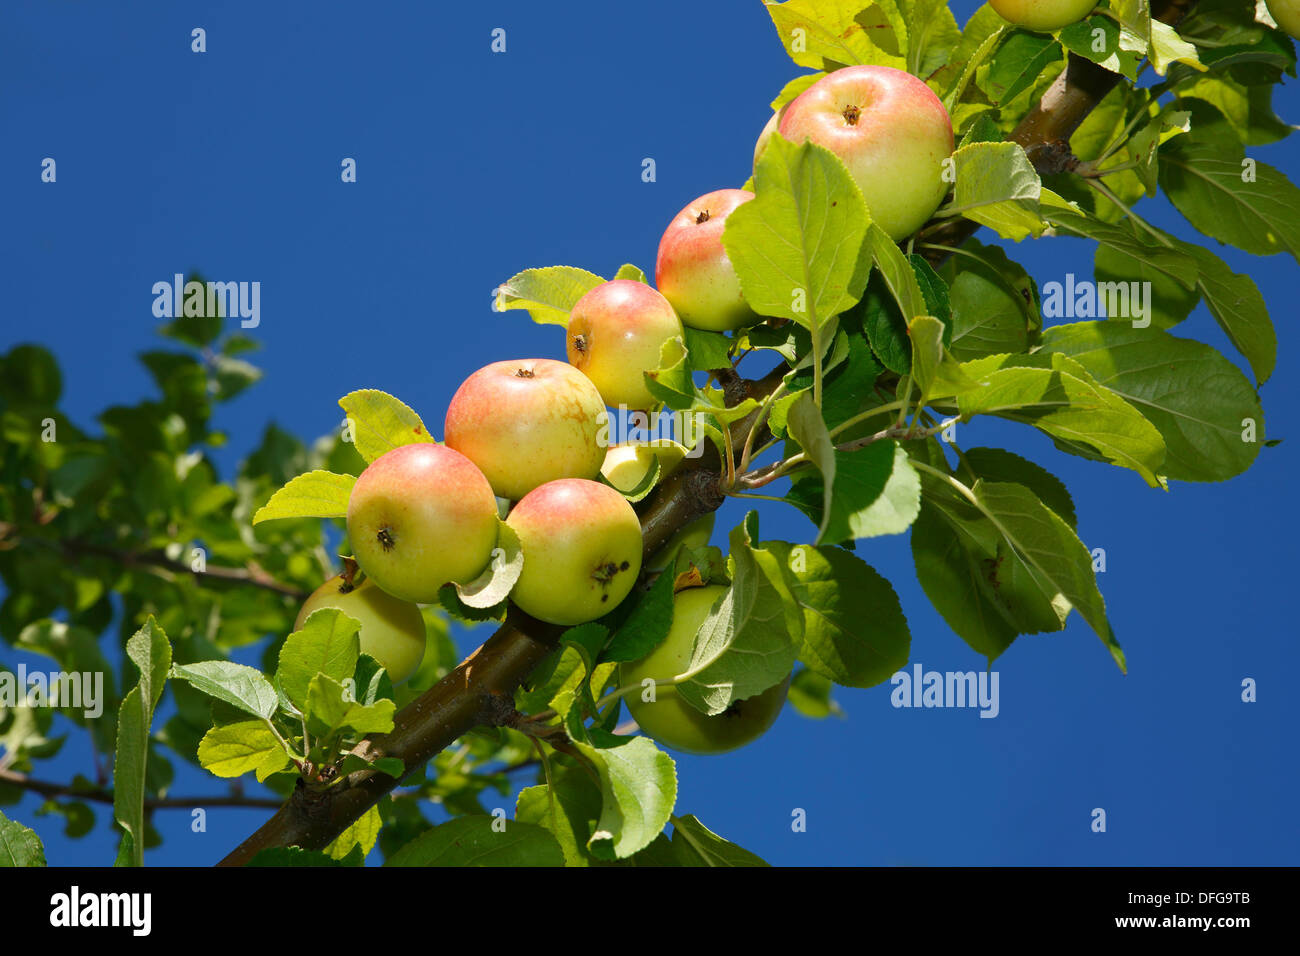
600,441,687,495
773,65,954,241
444,359,606,501
295,574,427,684
646,512,715,572
505,478,643,625
753,110,782,171
1267,0,1300,38
655,188,759,332
620,585,789,754
566,280,683,410
989,0,1096,32
346,443,500,604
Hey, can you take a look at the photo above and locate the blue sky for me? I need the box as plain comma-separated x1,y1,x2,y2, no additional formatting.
2,0,1296,866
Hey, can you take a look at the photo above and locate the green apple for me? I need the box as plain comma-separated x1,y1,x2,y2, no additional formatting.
444,358,606,501
620,584,789,754
646,512,715,572
655,188,759,332
295,574,427,684
1267,0,1300,38
773,65,953,241
989,0,1096,32
600,442,687,495
347,443,499,604
567,280,684,410
506,478,643,625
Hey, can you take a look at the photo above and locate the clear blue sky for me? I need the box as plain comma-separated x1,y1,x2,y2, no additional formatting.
2,0,1296,866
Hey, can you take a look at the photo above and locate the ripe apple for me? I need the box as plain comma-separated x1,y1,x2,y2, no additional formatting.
646,513,715,572
295,574,427,684
444,359,606,501
567,280,683,410
774,65,954,241
989,0,1097,31
600,442,687,495
505,478,643,625
1267,0,1300,38
620,585,789,754
346,443,499,604
655,188,759,332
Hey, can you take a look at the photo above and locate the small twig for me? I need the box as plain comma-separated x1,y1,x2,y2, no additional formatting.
0,767,284,810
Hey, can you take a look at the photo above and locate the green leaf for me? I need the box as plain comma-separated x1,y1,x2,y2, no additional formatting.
981,30,1060,105
1159,141,1300,263
1043,210,1198,289
305,673,396,738
1038,322,1264,482
614,263,648,283
770,543,910,688
866,224,925,326
941,141,1045,240
1176,239,1276,386
113,617,171,867
0,811,46,867
324,805,382,861
385,815,566,866
972,480,1124,670
493,266,604,326
786,392,838,543
941,239,1040,360
673,516,801,716
197,720,289,780
516,763,604,867
786,668,845,719
169,661,279,720
1094,237,1200,331
786,442,922,545
670,814,770,867
577,731,677,861
912,483,1060,660
1057,15,1144,79
764,0,906,70
682,327,734,371
1126,109,1191,196
953,352,1168,486
337,390,436,464
1149,19,1205,75
722,134,872,333
251,470,355,524
602,564,676,663
276,608,361,712
452,520,522,609
959,447,1076,528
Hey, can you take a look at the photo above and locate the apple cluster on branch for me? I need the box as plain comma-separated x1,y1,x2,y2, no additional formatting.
218,0,1215,865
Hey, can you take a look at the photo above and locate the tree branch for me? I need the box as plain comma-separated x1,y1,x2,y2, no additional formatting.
217,3,1203,863
59,537,308,600
0,767,284,810
919,0,1200,265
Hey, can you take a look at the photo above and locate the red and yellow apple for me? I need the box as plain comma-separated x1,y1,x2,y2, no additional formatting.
444,359,606,501
620,584,789,754
567,280,683,410
295,574,427,684
989,0,1097,32
506,478,643,625
773,65,953,241
346,443,499,604
655,188,759,332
